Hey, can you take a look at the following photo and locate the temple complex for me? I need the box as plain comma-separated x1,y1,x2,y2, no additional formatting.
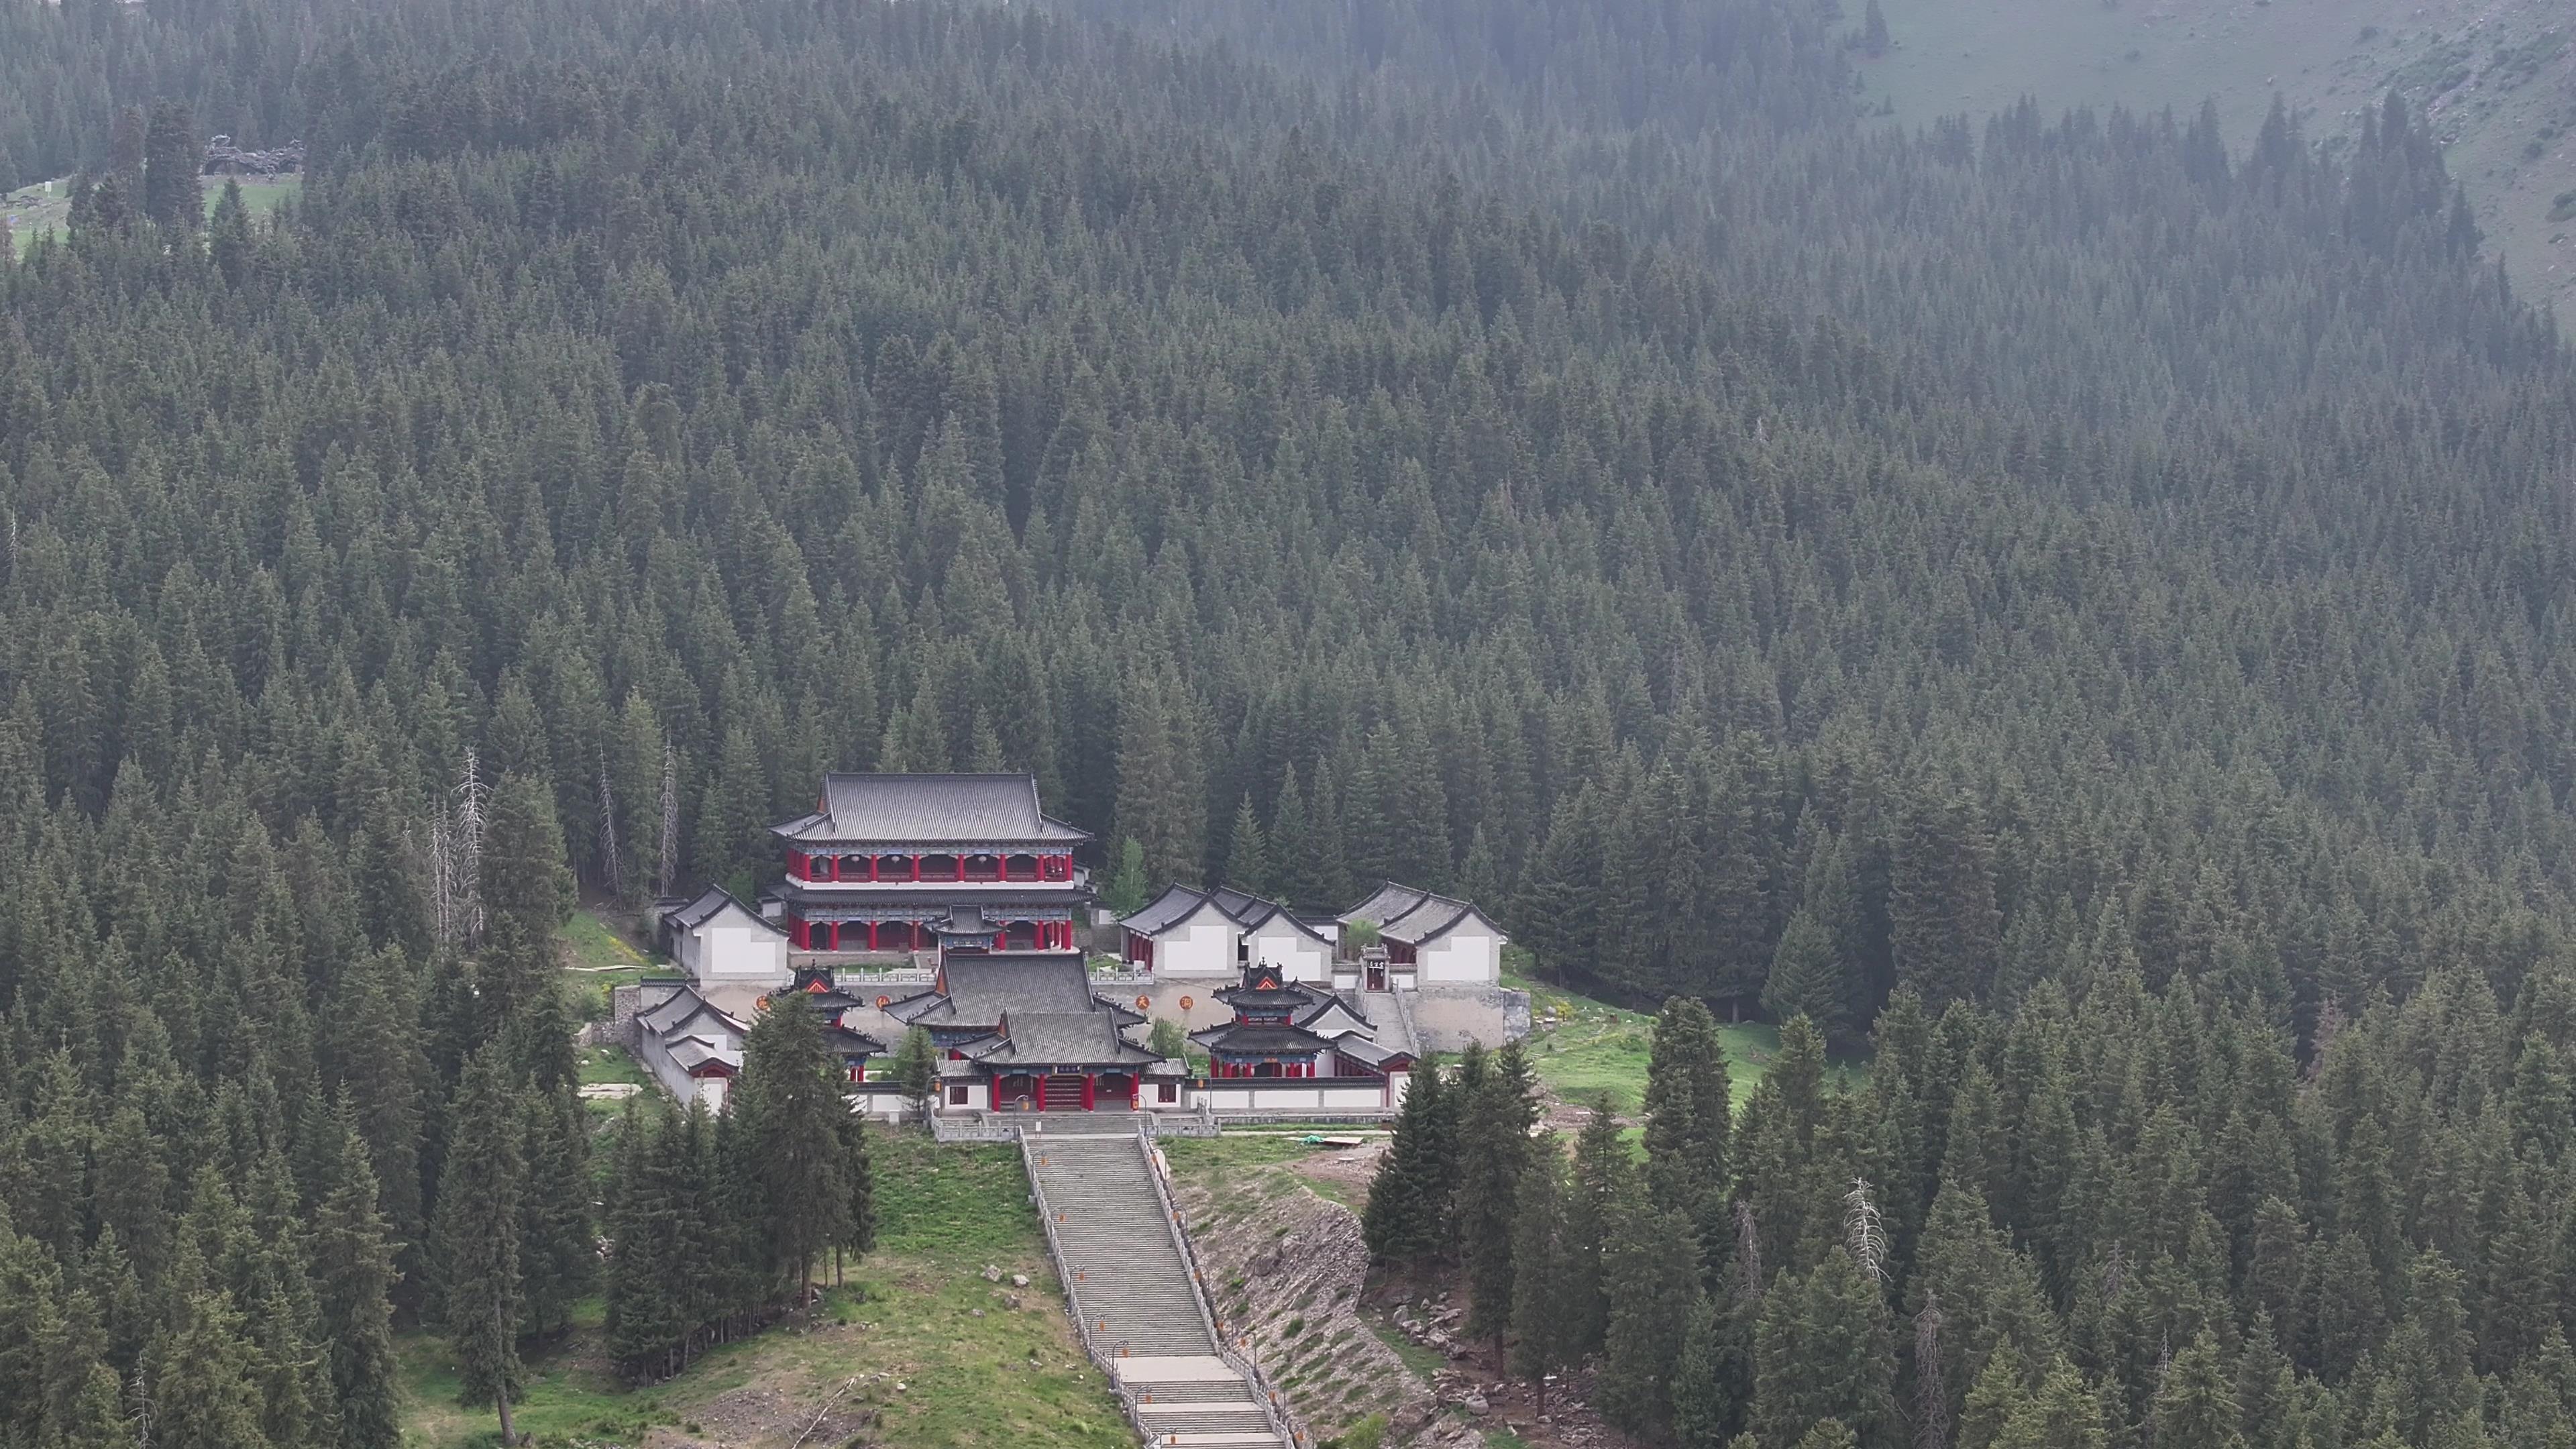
618,771,1525,1120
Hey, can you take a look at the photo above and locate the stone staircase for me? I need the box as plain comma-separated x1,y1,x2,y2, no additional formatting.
1022,1131,1292,1447
1353,989,1418,1057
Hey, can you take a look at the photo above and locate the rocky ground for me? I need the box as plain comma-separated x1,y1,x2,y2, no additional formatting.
1169,1136,1638,1449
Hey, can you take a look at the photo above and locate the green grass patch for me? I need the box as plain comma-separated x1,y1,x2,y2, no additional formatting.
399,1130,1128,1448
1509,973,1783,1113
559,909,652,1019
576,1045,651,1123
1366,1318,1447,1382
7,174,301,256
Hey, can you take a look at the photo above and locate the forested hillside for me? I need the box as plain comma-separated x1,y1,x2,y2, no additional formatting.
0,0,2574,1444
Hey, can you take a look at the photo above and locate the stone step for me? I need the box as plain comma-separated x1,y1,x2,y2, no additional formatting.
1130,1379,1265,1404
1136,1403,1275,1433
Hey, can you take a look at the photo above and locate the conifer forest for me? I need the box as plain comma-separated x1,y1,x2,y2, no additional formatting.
3,0,2576,1446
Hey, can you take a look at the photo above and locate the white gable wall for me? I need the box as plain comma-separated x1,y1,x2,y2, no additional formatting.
1148,906,1237,977
1415,923,1501,984
676,902,790,988
1244,917,1332,982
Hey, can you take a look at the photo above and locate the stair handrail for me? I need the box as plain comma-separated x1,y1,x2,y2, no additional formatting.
1133,1121,1303,1448
1018,1134,1114,1373
1389,983,1424,1059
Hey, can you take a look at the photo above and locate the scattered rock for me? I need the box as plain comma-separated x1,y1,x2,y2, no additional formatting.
1011,1273,1030,1288
981,1264,1004,1283
1006,1293,1024,1309
1463,1393,1489,1414
971,1308,985,1318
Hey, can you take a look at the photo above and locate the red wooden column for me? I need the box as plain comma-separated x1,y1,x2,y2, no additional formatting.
912,856,922,883
1080,1073,1096,1111
869,854,882,882
790,918,810,949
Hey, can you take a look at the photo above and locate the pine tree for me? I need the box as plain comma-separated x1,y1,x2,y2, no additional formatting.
1460,1041,1542,1371
1890,792,2002,1008
2151,1329,2235,1449
1564,1097,1632,1357
144,1293,274,1449
430,1046,527,1444
892,1026,939,1110
603,1103,686,1383
1646,995,1734,1282
141,100,199,231
733,991,853,1299
1509,1142,1573,1414
1364,1062,1453,1266
1222,794,1273,896
1599,1199,1705,1437
1753,1249,1895,1449
209,179,252,286
517,1087,594,1340
833,1111,877,1285
1672,1286,1755,1448
311,1096,402,1449
1766,910,1851,1046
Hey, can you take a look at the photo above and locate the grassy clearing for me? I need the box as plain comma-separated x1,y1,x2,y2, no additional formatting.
397,1130,1128,1448
1162,1134,1326,1225
5,173,301,255
559,909,651,1019
1509,973,1787,1114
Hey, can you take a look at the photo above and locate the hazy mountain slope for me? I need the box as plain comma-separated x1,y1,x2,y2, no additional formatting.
1860,0,2576,313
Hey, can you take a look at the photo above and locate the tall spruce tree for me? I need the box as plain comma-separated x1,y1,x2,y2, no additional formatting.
429,1045,527,1444
1753,1248,1896,1449
1460,1041,1542,1371
731,991,853,1299
1645,995,1734,1283
1509,1143,1575,1414
1364,1061,1454,1267
310,1096,402,1449
1564,1097,1631,1358
1599,1199,1705,1438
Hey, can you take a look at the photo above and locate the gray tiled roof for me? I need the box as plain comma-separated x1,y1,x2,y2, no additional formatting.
1122,883,1329,944
665,885,784,936
883,955,1104,1027
1340,881,1504,947
1334,1035,1413,1068
961,1012,1161,1066
638,987,745,1039
1189,1022,1332,1057
773,773,1089,845
1118,884,1220,935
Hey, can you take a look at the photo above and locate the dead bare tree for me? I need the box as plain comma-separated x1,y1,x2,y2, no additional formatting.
1845,1177,1888,1285
1734,1198,1765,1299
1915,1292,1949,1449
657,740,679,896
441,747,488,947
598,752,625,900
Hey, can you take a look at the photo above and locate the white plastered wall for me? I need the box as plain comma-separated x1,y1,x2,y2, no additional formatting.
1415,925,1500,984
1148,906,1238,977
1244,918,1332,981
